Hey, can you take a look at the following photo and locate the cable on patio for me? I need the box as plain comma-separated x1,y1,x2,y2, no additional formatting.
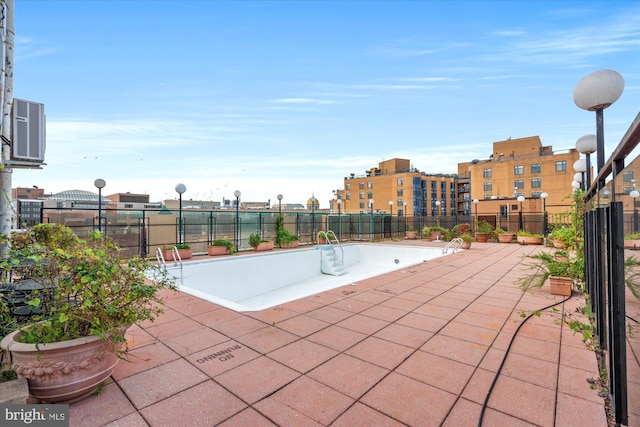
477,294,572,427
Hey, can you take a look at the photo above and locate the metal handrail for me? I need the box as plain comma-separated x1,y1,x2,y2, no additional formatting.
318,230,344,266
442,237,464,254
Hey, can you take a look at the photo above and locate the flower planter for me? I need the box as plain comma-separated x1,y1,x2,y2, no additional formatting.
253,241,274,252
523,236,544,245
280,241,299,249
549,276,572,296
475,232,490,243
516,235,526,244
461,241,472,249
1,331,120,404
428,231,443,241
163,248,192,261
207,246,231,256
552,239,565,249
497,233,515,243
624,240,640,250
405,231,418,240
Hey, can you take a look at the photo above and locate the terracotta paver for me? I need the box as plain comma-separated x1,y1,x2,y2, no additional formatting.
62,241,638,427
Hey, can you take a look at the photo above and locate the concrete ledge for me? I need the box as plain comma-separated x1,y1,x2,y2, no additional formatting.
0,378,29,404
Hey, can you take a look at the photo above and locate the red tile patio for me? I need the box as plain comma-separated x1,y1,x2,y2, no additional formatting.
67,240,640,426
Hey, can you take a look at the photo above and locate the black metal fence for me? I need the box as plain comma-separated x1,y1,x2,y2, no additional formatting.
583,112,640,426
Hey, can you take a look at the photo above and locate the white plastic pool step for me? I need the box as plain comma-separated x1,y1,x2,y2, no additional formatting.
319,247,347,276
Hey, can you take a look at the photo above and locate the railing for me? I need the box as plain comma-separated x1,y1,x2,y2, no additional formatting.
582,111,640,426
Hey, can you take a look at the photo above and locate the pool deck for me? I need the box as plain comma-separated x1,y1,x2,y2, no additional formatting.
69,240,640,426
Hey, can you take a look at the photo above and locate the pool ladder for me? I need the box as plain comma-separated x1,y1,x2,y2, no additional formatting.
318,230,346,276
442,238,464,254
156,246,184,284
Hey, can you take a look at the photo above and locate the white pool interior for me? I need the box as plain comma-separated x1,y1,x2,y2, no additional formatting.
166,244,451,311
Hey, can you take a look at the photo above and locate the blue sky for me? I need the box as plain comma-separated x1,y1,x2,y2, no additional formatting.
14,0,640,207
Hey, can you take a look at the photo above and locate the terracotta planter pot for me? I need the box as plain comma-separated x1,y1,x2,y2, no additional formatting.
280,240,299,249
253,241,274,251
624,240,640,250
516,235,526,244
552,239,565,249
524,236,544,245
428,231,443,241
461,241,472,249
1,331,120,404
475,232,489,243
405,231,418,240
163,248,192,261
207,246,231,256
497,233,515,243
549,276,572,296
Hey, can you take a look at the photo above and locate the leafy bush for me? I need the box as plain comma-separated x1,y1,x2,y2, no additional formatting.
211,239,235,253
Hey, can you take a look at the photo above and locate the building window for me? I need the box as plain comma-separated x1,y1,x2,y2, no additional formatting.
531,191,542,198
500,205,508,218
359,192,364,199
359,202,365,209
124,203,133,208
397,178,403,186
514,165,524,175
624,186,634,194
367,191,373,199
397,189,403,196
514,179,524,189
514,192,525,198
531,163,541,174
483,182,492,191
367,181,373,188
398,209,404,216
346,193,351,200
623,171,634,182
531,178,541,188
345,183,350,190
484,194,492,199
397,199,403,206
359,182,364,189
555,161,566,172
483,168,492,178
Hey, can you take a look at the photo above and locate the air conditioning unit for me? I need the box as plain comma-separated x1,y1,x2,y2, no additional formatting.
10,98,46,167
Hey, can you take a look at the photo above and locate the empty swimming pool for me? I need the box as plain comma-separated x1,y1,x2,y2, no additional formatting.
166,244,450,311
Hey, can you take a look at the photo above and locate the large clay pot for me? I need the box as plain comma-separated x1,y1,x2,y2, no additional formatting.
280,240,299,249
549,276,572,296
524,236,544,245
497,233,515,243
163,248,192,261
475,232,489,243
624,240,640,250
1,331,119,404
207,246,231,256
405,231,418,240
253,241,274,251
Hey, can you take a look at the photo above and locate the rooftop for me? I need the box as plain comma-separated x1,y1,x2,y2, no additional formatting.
68,240,639,426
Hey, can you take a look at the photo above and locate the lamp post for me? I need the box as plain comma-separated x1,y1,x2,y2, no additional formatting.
234,190,241,251
389,200,393,216
277,194,283,216
473,198,479,233
337,198,342,214
576,134,597,189
369,199,374,241
541,192,549,239
94,179,106,233
336,198,342,240
631,182,639,234
517,195,525,231
573,158,587,190
435,200,441,227
175,183,186,244
573,70,625,177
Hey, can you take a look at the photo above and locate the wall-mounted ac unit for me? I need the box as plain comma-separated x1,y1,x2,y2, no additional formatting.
10,98,46,167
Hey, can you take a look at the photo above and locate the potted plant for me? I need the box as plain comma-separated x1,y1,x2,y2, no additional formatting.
516,252,577,296
317,231,330,244
405,227,418,240
494,227,515,243
519,231,544,245
459,233,473,249
554,249,570,263
624,233,640,250
0,223,177,403
162,243,192,260
475,221,492,243
423,226,446,241
550,227,575,249
249,233,274,252
207,239,235,256
276,215,300,249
